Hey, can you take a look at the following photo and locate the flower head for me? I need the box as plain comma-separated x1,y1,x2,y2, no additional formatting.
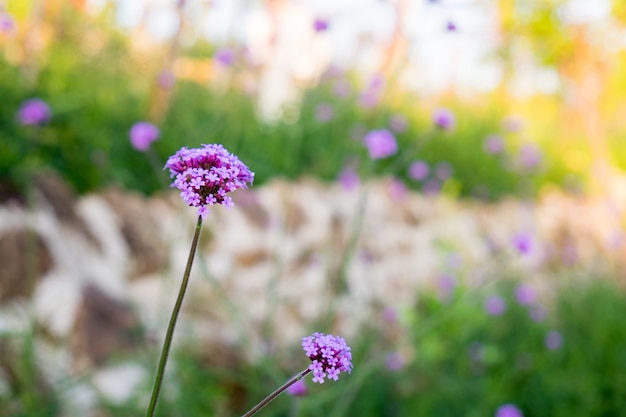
363,129,397,159
129,122,160,151
164,144,254,218
484,134,504,154
545,330,563,350
313,17,329,32
302,333,352,384
214,47,236,67
286,379,308,397
408,160,429,181
495,403,524,417
515,283,536,306
17,98,51,126
432,107,455,130
485,295,506,316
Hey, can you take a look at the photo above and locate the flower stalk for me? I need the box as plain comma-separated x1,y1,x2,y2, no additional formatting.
240,368,312,417
145,215,203,417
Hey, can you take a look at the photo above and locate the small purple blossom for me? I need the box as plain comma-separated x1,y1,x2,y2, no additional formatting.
332,79,352,98
359,74,385,109
302,333,352,384
1,12,15,33
423,179,441,196
435,162,453,180
363,129,397,160
313,17,329,32
495,404,524,417
512,232,533,255
214,47,236,67
408,161,429,181
286,379,308,397
157,70,176,89
437,273,456,300
17,98,51,126
484,134,504,154
517,143,542,169
129,122,160,151
545,330,563,350
382,306,398,323
515,283,536,305
446,21,457,31
485,295,507,316
314,103,334,122
432,108,455,130
385,352,405,371
387,177,408,201
389,114,408,133
338,166,360,191
164,144,254,218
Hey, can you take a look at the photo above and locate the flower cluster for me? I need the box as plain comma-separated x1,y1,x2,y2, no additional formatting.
17,98,51,126
164,144,254,218
302,333,353,384
129,121,160,151
363,129,397,160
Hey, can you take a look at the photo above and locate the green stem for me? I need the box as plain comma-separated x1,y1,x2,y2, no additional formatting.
241,368,312,417
145,215,204,417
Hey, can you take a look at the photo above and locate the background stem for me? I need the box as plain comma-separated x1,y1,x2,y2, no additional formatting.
241,368,312,417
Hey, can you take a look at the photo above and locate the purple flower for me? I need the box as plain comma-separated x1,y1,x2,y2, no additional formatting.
423,179,441,196
286,379,308,397
503,115,524,132
332,79,351,98
157,70,176,89
129,122,160,151
515,283,536,306
302,333,352,384
385,352,405,371
358,74,385,109
381,306,398,323
314,103,334,122
387,177,408,201
313,17,329,32
164,144,254,218
408,161,429,181
363,129,397,159
338,166,360,191
437,273,456,300
512,232,533,255
389,114,408,133
485,295,506,316
484,134,504,154
495,404,524,417
17,98,51,126
435,162,453,180
446,21,457,32
214,47,236,67
518,143,542,169
1,13,15,33
545,330,563,350
432,108,455,130
529,304,547,322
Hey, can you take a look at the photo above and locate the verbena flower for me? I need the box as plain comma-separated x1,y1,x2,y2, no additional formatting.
512,232,533,255
214,47,236,67
129,121,160,151
17,98,51,126
286,379,308,397
495,403,524,417
302,333,352,384
484,134,504,154
446,21,457,31
515,283,536,305
164,144,254,218
363,129,397,159
432,107,455,130
485,295,506,316
408,161,429,181
313,17,329,32
545,330,563,350
315,103,334,122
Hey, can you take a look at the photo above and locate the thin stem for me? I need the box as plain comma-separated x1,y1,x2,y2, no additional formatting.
241,368,312,417
145,215,204,417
